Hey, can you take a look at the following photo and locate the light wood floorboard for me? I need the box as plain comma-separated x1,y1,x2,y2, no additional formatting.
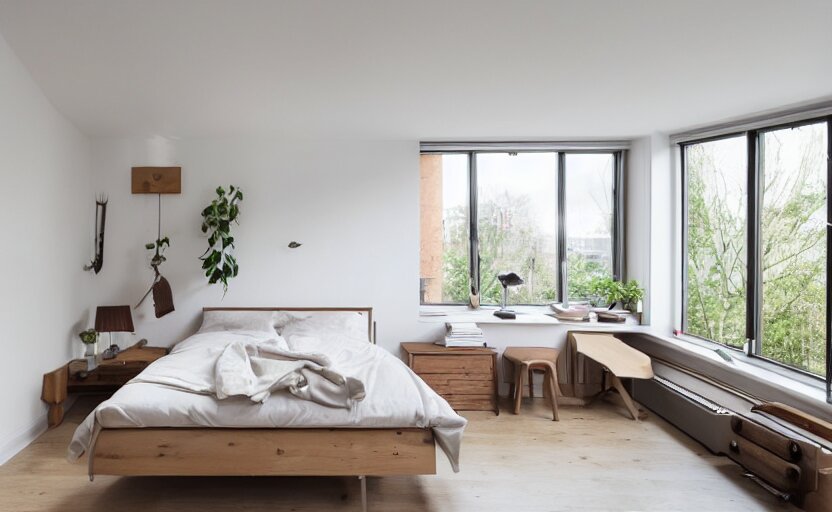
0,396,796,511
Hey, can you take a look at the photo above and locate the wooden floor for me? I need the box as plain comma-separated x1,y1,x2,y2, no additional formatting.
0,396,796,511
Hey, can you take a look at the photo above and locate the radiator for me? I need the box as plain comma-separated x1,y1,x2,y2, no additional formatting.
631,360,832,511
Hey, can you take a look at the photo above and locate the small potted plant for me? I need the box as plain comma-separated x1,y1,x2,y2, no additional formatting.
78,328,99,357
620,280,645,313
587,276,644,312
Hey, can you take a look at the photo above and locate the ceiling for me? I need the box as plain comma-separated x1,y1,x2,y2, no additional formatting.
0,0,830,140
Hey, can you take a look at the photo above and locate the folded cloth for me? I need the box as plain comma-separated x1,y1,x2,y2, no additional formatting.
132,336,365,409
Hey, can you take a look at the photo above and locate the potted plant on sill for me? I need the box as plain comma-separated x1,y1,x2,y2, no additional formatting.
587,276,644,314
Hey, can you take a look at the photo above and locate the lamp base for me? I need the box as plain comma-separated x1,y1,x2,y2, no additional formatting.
493,309,517,320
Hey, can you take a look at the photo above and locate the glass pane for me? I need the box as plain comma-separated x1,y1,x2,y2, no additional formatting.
419,154,469,304
684,136,747,347
760,122,827,374
565,154,614,301
476,152,558,305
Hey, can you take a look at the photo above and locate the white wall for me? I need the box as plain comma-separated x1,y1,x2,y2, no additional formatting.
648,133,675,335
90,137,440,352
626,138,652,322
0,32,92,463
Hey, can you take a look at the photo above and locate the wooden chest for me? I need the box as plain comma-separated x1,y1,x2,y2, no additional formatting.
401,342,499,415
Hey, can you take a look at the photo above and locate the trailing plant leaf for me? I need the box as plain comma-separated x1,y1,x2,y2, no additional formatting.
199,185,243,295
146,236,170,271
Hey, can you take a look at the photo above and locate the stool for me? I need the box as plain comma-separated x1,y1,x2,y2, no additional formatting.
502,347,560,421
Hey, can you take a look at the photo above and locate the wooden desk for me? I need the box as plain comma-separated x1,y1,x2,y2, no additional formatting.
41,341,167,427
402,342,499,415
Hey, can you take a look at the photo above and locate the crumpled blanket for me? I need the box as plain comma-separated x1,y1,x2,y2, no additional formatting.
132,337,366,408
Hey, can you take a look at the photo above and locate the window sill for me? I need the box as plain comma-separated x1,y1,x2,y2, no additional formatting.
652,331,830,411
419,305,642,328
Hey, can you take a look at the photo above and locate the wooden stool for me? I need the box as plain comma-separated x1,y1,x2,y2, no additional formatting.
502,347,560,421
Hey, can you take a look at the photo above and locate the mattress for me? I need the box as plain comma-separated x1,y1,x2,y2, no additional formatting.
69,328,467,471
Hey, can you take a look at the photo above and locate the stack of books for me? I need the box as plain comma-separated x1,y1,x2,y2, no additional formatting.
438,322,486,347
549,303,591,322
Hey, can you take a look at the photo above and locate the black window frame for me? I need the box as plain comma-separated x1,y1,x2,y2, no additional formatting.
419,148,624,307
679,116,832,402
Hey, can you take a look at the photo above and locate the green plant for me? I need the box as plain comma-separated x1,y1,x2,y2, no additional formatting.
586,277,643,311
78,329,98,345
199,185,243,294
620,280,644,311
145,236,170,271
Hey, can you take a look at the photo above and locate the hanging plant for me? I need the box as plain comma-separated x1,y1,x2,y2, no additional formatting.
145,236,170,271
199,185,243,294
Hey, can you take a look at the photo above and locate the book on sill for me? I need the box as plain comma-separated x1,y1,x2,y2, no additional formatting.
435,338,488,348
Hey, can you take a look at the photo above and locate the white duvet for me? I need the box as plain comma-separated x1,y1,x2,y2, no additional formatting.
69,329,467,471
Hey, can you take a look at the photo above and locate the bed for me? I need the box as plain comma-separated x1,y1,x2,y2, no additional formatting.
68,307,466,510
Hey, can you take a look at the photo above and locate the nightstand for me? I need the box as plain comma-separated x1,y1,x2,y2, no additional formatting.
402,342,499,415
41,340,168,427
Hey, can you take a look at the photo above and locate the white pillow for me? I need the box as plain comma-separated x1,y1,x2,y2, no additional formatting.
278,311,369,342
198,310,277,334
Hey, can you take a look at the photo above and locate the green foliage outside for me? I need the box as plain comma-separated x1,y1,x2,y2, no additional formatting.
685,127,827,375
438,191,611,305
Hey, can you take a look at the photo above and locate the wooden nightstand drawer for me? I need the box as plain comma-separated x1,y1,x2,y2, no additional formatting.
411,354,492,374
445,396,495,411
401,342,499,415
421,374,494,395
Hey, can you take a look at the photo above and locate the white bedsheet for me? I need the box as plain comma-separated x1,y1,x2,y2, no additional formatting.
68,329,467,471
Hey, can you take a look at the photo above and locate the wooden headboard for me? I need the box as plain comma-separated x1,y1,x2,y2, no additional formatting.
201,307,375,343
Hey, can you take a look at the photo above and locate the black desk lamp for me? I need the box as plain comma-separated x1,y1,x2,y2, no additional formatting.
494,272,524,319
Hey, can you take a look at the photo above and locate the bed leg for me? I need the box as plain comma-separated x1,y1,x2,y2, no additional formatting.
358,475,367,512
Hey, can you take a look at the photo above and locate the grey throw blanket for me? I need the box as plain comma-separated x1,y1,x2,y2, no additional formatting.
130,338,366,409
215,340,366,407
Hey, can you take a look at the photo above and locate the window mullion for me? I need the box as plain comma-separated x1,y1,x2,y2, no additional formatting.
557,152,567,304
613,151,625,281
826,117,832,402
468,152,480,303
747,131,762,357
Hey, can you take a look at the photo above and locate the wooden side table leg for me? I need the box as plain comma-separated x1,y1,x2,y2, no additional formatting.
47,403,65,428
42,365,68,428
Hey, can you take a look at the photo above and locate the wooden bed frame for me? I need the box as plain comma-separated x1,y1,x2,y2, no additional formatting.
87,307,437,509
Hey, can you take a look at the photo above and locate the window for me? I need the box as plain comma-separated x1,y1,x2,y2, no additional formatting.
476,152,558,304
681,118,831,385
419,147,622,306
419,154,469,304
759,123,828,375
683,135,747,348
565,153,615,300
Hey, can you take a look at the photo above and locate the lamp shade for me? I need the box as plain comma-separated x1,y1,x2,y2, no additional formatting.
95,305,135,333
497,272,524,287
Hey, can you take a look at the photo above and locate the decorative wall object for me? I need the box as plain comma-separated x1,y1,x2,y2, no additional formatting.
83,195,108,273
199,185,243,295
288,241,302,249
131,166,182,194
132,166,181,318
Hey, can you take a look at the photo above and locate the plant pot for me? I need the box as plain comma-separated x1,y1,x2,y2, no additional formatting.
84,342,98,358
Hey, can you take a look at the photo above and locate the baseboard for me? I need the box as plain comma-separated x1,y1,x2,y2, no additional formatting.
0,396,77,465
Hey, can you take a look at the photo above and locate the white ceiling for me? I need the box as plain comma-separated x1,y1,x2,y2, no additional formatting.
0,0,830,140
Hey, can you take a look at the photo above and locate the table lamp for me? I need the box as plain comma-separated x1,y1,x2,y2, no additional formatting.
494,272,524,319
95,305,135,353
